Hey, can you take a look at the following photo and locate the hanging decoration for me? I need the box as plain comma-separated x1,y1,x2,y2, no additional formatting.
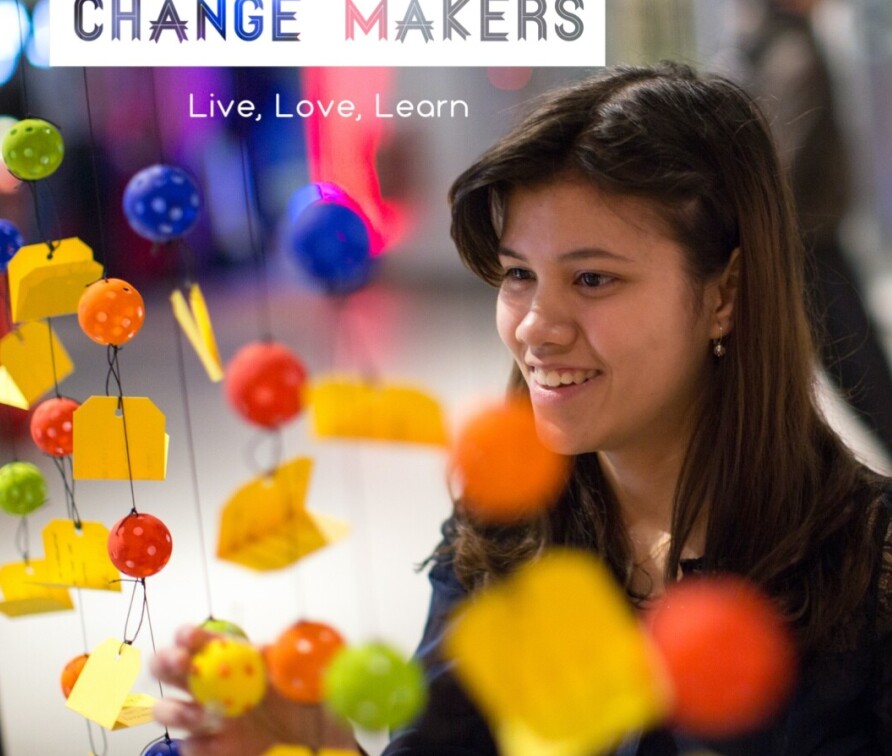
0,219,24,269
1,118,64,181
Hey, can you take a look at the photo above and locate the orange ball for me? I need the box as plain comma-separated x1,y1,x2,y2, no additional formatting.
449,399,568,523
77,278,145,346
646,576,796,737
61,653,89,698
266,620,346,703
30,396,79,457
224,341,307,428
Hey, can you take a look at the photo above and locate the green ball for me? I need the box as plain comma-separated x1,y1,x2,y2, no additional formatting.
323,642,426,731
1,119,65,180
201,617,249,640
0,462,47,516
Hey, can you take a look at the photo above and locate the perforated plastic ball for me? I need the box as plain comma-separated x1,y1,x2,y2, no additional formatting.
60,653,89,698
77,278,145,346
141,736,184,756
201,617,249,639
0,219,24,270
224,341,307,428
290,201,373,294
30,396,79,457
123,164,203,243
0,461,47,516
107,512,172,578
267,620,346,704
1,119,64,180
287,182,350,222
187,637,267,718
323,642,426,731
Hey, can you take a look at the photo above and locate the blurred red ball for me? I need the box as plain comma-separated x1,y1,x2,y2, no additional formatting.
30,397,79,456
266,620,346,703
78,278,145,346
224,341,307,429
646,576,796,737
107,512,172,578
61,653,89,698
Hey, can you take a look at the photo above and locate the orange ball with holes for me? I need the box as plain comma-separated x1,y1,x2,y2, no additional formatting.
646,576,797,737
77,278,146,346
266,620,346,703
61,653,89,698
449,399,569,523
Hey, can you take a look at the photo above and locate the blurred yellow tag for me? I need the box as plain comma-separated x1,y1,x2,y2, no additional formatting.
39,520,121,591
0,561,74,616
446,551,667,756
217,457,350,571
73,396,169,480
8,238,103,322
0,321,74,409
66,638,141,729
170,284,223,382
111,693,156,729
262,748,361,756
309,376,448,446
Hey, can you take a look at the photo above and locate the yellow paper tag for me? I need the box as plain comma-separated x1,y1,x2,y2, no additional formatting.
309,376,448,446
73,396,169,480
39,520,121,591
217,458,350,571
0,561,74,616
262,747,362,756
66,638,141,729
170,284,223,382
8,238,103,322
111,693,156,729
0,321,74,409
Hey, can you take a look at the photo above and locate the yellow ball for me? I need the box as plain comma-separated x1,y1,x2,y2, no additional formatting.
187,638,267,717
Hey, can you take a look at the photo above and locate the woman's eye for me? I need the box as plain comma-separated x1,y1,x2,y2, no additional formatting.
577,272,615,288
502,267,533,282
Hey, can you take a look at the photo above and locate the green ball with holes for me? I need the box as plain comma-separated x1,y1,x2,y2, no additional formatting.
0,461,47,516
1,118,64,180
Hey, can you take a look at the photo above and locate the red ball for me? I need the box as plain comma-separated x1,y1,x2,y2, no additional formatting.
646,576,796,737
265,620,346,703
224,341,307,429
77,278,146,346
107,512,173,578
30,397,79,457
61,653,89,698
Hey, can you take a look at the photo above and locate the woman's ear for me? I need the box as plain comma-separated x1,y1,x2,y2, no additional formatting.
711,247,740,337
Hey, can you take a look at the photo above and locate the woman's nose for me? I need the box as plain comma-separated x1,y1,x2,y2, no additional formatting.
515,297,576,348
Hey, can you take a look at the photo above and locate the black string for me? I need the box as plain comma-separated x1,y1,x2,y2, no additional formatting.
142,583,171,739
81,68,109,277
120,578,147,644
46,317,61,398
12,0,29,116
244,428,284,478
52,455,80,528
105,345,138,513
14,516,29,564
149,69,167,164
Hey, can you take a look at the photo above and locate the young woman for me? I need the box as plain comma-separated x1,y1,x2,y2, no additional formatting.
152,63,892,755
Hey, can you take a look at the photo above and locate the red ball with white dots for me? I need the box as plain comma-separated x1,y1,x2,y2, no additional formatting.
30,397,79,457
107,512,172,578
77,278,146,346
224,341,307,429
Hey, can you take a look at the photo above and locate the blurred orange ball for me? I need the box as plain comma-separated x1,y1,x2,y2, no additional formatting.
266,620,346,703
486,67,533,91
30,396,79,456
61,653,89,698
224,341,307,429
77,278,145,346
646,576,796,737
449,399,568,523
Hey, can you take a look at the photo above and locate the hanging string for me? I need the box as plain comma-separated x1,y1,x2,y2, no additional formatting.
142,583,171,739
46,316,62,398
12,0,29,116
105,345,138,514
73,589,108,756
119,578,148,644
14,516,29,564
1,297,20,462
81,68,109,277
244,428,284,479
51,456,80,528
149,69,167,165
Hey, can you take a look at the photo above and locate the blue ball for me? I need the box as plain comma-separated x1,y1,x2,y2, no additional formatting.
290,201,373,295
123,164,202,243
141,736,184,756
0,219,24,271
287,182,348,224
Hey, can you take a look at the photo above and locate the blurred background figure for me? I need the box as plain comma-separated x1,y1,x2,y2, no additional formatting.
728,0,892,459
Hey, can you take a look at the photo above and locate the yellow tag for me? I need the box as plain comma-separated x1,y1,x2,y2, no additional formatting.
111,693,156,729
66,638,141,729
39,520,121,591
262,747,362,756
0,321,74,409
445,551,668,756
309,376,448,446
170,284,223,382
73,397,169,480
0,561,74,616
217,458,350,571
8,238,103,322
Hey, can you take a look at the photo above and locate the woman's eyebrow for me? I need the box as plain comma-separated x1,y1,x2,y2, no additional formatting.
497,246,633,263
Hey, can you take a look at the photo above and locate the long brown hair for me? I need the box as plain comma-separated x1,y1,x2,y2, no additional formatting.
447,62,884,655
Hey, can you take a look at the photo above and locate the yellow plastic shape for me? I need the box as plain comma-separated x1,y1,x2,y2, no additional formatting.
445,550,668,756
170,284,223,382
73,396,169,480
262,748,362,756
111,693,156,729
66,638,142,729
39,519,121,591
0,321,74,409
0,560,73,616
8,237,103,322
217,457,350,571
309,376,448,446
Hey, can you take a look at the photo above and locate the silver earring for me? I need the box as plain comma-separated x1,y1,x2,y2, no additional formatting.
713,326,726,358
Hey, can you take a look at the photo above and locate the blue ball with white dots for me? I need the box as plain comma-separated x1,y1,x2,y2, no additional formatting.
123,164,202,243
0,219,24,271
141,736,184,755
